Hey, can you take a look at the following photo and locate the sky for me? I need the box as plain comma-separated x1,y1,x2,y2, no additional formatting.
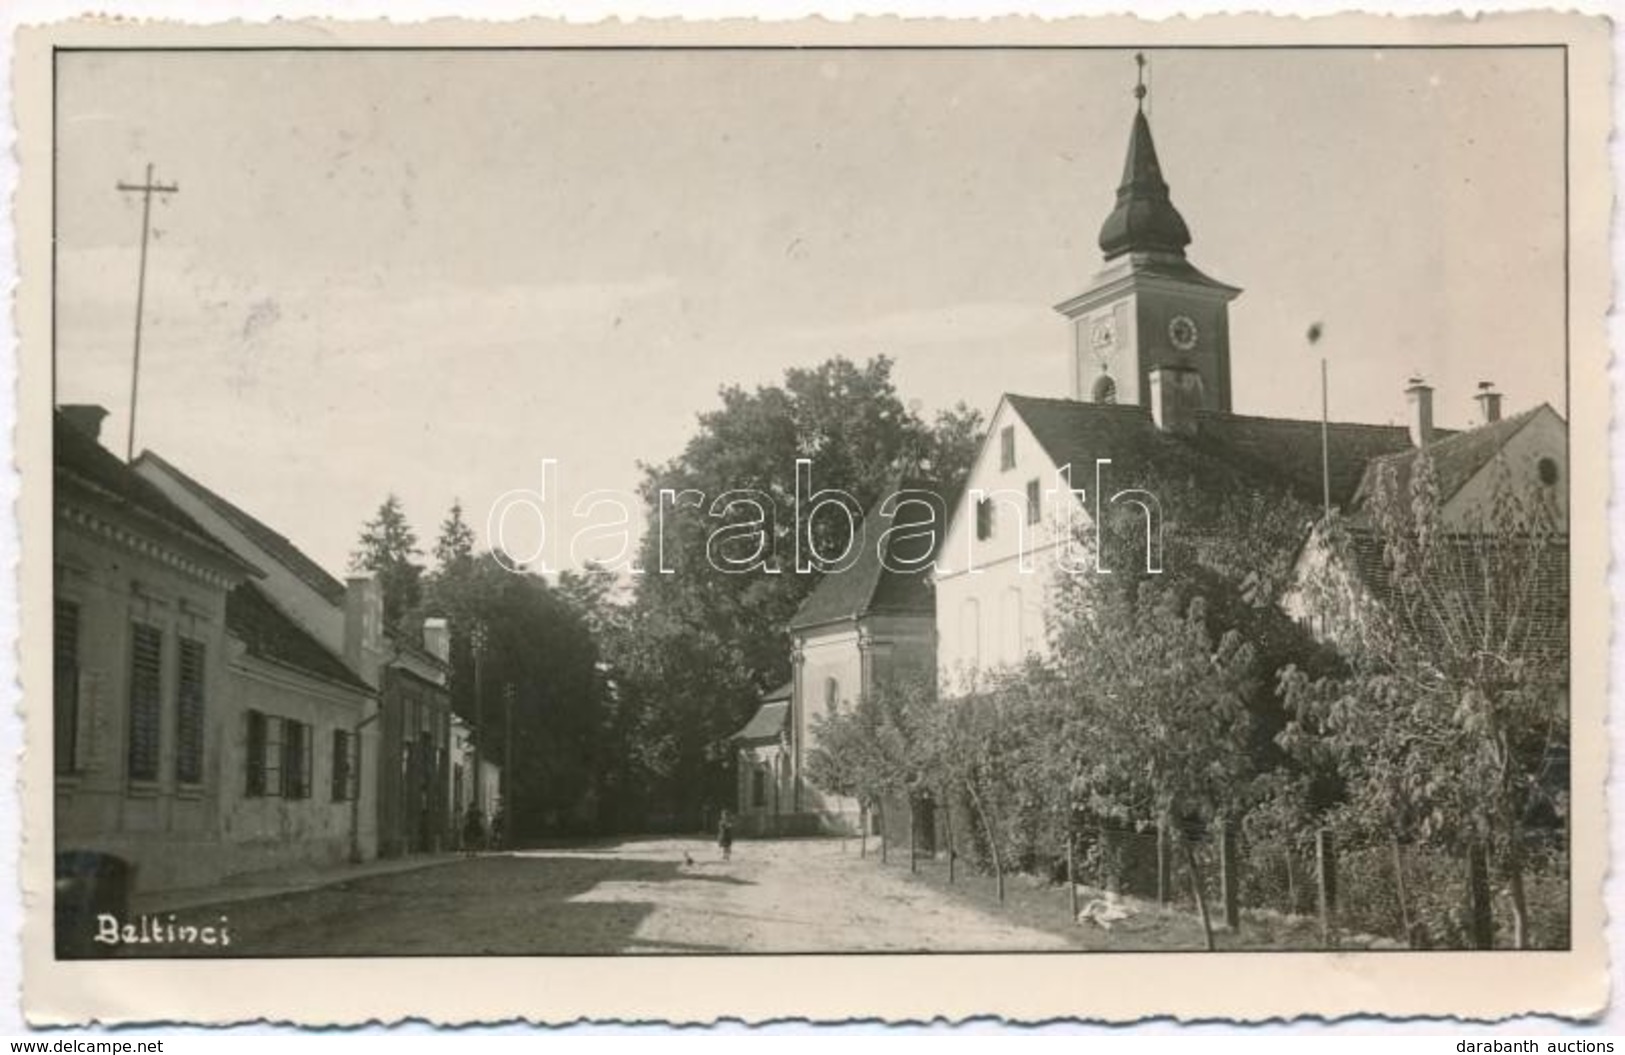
54,47,1567,576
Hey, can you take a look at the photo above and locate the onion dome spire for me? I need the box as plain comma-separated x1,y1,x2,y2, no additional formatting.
1097,52,1193,261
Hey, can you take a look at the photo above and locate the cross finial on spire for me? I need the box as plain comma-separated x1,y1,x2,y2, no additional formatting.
1133,52,1147,109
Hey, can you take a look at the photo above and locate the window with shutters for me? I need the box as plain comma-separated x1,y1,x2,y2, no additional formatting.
248,711,287,798
332,728,352,802
1026,478,1042,525
127,623,163,783
175,638,206,786
54,600,80,775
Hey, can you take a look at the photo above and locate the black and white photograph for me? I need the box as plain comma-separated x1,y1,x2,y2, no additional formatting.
20,13,1612,1026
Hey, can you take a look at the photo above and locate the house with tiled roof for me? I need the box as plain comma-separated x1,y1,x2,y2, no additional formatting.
134,450,462,860
1282,393,1568,652
53,407,261,900
732,480,950,835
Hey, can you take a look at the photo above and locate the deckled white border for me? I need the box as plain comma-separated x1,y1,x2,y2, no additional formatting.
0,1,1618,1036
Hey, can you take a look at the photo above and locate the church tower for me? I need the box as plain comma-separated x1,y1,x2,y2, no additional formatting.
1057,55,1241,411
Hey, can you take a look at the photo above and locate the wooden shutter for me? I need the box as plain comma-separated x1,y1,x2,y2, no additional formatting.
246,709,267,796
54,601,80,775
127,623,163,782
175,639,206,785
331,728,350,802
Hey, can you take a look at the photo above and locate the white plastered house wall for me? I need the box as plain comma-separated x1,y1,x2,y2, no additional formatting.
934,397,1094,694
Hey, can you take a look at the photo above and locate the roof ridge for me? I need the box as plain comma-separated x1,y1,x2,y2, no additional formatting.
1193,408,1410,433
136,449,349,602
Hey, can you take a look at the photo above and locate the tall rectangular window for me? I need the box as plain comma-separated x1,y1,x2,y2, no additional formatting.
975,496,994,541
999,426,1016,471
54,600,80,775
1026,478,1042,525
127,623,163,783
175,639,206,786
332,728,352,802
247,711,287,797
282,719,312,800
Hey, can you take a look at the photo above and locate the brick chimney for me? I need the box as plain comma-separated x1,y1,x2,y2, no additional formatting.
1474,380,1503,427
343,576,384,686
1149,363,1203,436
422,617,451,664
59,405,109,443
1405,376,1434,447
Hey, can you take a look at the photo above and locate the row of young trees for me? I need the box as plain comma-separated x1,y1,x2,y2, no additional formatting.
807,447,1569,950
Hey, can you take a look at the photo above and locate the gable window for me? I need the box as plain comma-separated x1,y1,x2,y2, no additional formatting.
175,638,206,786
999,426,1016,471
54,600,80,776
975,497,994,541
127,623,163,783
1026,479,1042,525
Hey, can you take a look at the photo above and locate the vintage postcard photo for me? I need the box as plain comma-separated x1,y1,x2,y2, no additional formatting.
13,12,1612,1026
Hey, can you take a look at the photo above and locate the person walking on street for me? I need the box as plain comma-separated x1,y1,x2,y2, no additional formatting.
717,810,735,862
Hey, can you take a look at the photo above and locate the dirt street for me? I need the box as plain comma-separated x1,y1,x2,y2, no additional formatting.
118,837,1079,956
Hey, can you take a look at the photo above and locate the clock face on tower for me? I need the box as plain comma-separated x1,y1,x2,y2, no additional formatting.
1090,317,1117,352
1168,314,1199,352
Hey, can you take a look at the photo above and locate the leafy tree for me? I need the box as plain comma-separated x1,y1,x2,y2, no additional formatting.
415,550,611,841
1279,453,1567,948
350,494,425,636
806,690,893,856
612,355,982,828
1048,580,1257,949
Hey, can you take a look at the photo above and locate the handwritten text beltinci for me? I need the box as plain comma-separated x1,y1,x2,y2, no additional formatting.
484,459,1162,577
94,913,233,948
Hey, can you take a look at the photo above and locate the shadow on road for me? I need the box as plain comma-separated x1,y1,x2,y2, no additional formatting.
112,851,743,957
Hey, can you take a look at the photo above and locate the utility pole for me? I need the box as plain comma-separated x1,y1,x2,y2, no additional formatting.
116,163,178,462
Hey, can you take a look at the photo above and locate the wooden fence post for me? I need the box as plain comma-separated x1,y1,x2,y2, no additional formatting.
1156,818,1173,906
1067,831,1079,923
1467,841,1495,950
1316,828,1337,947
908,798,917,874
1219,822,1240,931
